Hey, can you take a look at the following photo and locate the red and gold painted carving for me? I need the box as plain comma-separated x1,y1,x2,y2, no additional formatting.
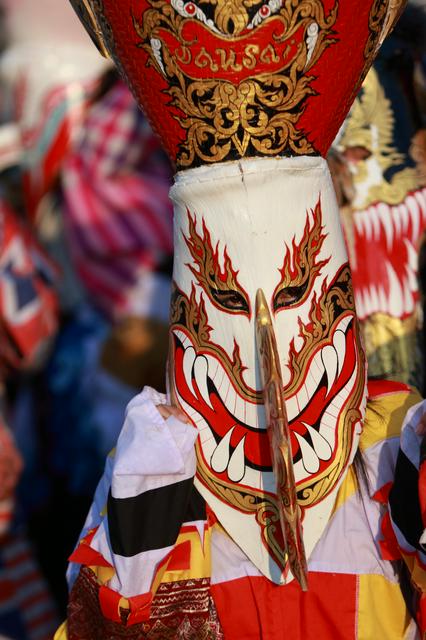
69,0,401,168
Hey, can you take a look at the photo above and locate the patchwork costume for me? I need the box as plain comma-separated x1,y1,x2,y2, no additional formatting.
56,1,426,638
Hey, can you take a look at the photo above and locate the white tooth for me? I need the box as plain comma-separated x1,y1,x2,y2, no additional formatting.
415,190,426,220
355,291,365,319
354,212,363,235
377,203,393,250
286,394,299,421
399,203,409,233
392,204,401,239
363,210,372,241
378,285,388,313
303,423,332,460
296,384,309,413
234,394,246,424
295,432,320,474
363,287,372,315
311,350,325,384
369,206,380,241
174,329,190,348
305,370,318,398
385,262,403,317
206,355,219,383
337,313,352,332
406,264,417,292
403,277,414,314
174,329,186,344
210,427,234,473
183,347,197,396
293,459,306,484
333,330,346,376
193,356,214,409
243,400,258,429
404,238,418,272
224,383,237,417
407,195,420,241
321,345,338,395
369,284,379,313
319,365,359,447
227,436,246,482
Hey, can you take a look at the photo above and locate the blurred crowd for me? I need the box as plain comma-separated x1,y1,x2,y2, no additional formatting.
0,1,174,637
0,1,424,639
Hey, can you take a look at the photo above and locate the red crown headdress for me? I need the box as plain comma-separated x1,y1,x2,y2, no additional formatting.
70,0,404,171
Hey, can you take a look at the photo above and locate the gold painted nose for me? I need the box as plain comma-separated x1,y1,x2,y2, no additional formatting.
255,288,308,591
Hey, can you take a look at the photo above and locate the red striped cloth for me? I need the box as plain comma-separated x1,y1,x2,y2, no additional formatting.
61,81,173,320
0,532,58,640
0,414,22,537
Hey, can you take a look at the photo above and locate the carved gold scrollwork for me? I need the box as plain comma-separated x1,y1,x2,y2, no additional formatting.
133,0,338,168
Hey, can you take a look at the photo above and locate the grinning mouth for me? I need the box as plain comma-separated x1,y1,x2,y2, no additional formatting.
173,312,360,487
351,189,426,320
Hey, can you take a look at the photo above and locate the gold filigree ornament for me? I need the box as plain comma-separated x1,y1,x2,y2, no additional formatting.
340,67,418,208
133,0,338,167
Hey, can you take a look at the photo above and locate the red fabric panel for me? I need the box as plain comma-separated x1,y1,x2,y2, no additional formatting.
166,539,192,571
68,527,113,569
99,585,122,624
418,593,426,635
419,461,426,528
378,512,402,562
211,573,357,640
126,592,153,625
367,379,411,398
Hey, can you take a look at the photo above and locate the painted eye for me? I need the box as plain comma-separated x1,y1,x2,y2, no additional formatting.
247,1,277,28
273,283,308,310
210,288,250,313
184,2,196,16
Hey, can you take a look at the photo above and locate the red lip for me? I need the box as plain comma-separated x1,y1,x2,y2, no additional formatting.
173,318,357,480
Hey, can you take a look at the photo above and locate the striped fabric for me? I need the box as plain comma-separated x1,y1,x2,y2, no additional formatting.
385,399,426,635
61,81,173,321
0,532,58,640
59,382,426,638
66,386,201,600
20,79,97,222
0,415,22,537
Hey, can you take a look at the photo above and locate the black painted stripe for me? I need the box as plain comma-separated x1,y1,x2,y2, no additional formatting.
108,477,195,557
184,485,206,523
389,450,423,551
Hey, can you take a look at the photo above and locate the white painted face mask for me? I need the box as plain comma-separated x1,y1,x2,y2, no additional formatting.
169,155,367,584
